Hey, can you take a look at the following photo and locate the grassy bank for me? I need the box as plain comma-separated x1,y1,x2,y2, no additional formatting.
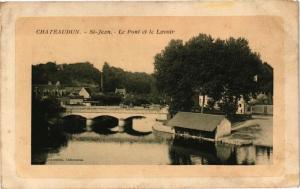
68,131,173,144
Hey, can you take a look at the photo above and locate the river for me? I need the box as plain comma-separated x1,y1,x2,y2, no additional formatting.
32,130,272,165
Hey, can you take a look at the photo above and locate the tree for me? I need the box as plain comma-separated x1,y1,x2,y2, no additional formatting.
31,96,66,156
32,62,102,87
257,62,273,94
154,39,195,115
154,34,272,115
102,62,156,95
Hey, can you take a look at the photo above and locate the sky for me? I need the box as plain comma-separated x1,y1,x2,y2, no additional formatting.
30,16,283,73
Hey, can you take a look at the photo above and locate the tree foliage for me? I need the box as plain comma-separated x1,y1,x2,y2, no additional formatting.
31,96,66,157
102,62,156,94
32,62,164,104
32,62,102,87
154,34,273,115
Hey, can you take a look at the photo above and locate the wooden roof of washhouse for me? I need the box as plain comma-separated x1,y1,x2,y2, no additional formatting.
166,112,227,132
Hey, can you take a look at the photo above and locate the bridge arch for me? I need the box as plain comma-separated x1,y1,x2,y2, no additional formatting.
92,115,119,128
93,115,119,119
62,114,87,119
125,115,146,120
61,114,87,133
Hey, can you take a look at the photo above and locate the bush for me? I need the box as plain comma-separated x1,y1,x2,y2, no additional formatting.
227,114,252,123
122,95,150,106
92,94,122,105
218,101,237,116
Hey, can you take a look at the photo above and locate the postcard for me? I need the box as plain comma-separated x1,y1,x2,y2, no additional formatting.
1,1,299,188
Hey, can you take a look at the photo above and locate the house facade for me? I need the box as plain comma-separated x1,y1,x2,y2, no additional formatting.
79,87,91,99
236,96,252,115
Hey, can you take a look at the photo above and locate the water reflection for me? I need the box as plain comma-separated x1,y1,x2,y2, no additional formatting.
169,137,234,165
32,120,272,165
168,137,272,165
31,126,69,164
124,117,153,136
256,146,273,164
61,115,86,133
236,145,255,165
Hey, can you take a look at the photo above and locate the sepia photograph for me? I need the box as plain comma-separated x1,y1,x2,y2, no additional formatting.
30,17,274,165
1,1,298,188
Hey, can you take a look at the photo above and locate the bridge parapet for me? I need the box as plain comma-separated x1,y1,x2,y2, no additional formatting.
64,105,169,115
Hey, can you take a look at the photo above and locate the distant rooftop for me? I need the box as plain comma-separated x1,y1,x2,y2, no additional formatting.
115,88,126,94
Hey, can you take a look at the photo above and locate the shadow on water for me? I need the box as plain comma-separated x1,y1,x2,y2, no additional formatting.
168,136,272,165
169,137,234,165
31,122,69,165
92,116,153,136
124,117,152,136
31,97,70,164
61,115,86,134
168,137,221,165
93,116,119,129
93,128,119,135
92,116,119,135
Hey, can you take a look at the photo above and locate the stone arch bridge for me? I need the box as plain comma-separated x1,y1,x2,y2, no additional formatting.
60,106,169,131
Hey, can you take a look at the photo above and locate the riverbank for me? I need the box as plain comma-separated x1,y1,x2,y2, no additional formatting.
222,115,273,147
68,131,173,143
152,122,174,134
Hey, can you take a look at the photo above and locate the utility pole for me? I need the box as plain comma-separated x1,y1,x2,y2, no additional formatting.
199,87,205,114
201,94,205,113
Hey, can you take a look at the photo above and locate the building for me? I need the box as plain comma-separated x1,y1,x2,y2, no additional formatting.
69,96,84,105
115,88,126,96
78,87,91,99
167,112,231,140
57,96,84,106
33,84,66,98
65,87,96,99
198,95,220,110
199,95,211,108
236,96,252,115
57,96,70,106
33,83,98,105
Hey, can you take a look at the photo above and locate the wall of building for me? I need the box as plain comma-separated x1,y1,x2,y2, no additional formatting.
198,95,210,107
69,99,83,105
79,88,90,99
252,105,273,115
174,127,215,139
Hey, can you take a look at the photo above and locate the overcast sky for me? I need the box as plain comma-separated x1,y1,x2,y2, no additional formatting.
31,16,283,73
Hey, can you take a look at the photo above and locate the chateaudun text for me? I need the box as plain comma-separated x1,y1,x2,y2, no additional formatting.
35,29,175,35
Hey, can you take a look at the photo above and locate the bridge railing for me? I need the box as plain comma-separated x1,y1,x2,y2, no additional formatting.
64,105,169,114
